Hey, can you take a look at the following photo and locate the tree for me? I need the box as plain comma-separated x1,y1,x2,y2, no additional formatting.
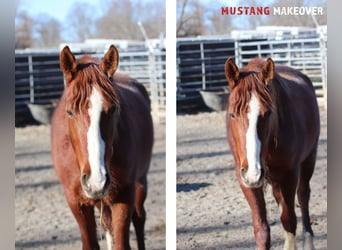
35,14,62,47
15,11,35,49
134,1,166,39
206,6,234,36
16,1,62,48
177,0,206,37
95,0,140,39
95,0,165,40
65,2,97,42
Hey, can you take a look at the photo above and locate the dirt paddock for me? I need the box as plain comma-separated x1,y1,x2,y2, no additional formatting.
15,123,165,250
176,105,327,249
15,104,326,250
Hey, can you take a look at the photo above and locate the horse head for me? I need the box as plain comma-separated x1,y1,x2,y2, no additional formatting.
59,45,120,199
225,58,277,188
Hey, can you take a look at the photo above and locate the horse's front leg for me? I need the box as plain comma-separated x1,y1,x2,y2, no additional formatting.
240,185,270,250
110,202,134,250
65,190,99,250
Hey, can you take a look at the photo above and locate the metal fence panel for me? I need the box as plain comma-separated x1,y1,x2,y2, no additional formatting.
236,38,326,99
15,44,166,124
177,32,327,109
177,38,235,107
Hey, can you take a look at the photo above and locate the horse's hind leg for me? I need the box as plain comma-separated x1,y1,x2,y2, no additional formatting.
132,176,147,250
297,149,317,250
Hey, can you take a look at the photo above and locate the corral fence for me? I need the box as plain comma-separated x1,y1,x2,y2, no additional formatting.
15,40,166,125
177,28,327,110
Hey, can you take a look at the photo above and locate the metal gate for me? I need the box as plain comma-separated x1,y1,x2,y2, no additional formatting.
177,30,327,109
15,43,165,124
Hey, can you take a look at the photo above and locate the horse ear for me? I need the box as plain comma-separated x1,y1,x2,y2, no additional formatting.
260,58,275,85
101,45,119,78
60,46,77,82
224,58,240,89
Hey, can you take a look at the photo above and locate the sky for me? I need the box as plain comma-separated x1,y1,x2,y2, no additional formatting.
16,0,167,44
18,0,164,23
17,0,103,22
18,0,326,23
17,0,270,23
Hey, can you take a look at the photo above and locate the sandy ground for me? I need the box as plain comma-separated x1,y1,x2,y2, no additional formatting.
176,105,327,249
15,104,327,250
15,123,165,250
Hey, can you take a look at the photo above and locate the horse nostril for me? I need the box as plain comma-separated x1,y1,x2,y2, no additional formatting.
240,167,246,174
81,173,90,190
260,168,265,177
81,173,87,182
104,174,110,188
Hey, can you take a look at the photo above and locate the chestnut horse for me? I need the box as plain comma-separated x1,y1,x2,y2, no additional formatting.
51,45,154,250
225,58,320,250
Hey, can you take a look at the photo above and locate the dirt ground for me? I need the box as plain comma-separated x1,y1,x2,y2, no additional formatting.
176,105,327,250
15,104,327,250
15,123,165,250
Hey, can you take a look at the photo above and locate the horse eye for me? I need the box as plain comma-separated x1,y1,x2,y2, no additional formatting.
265,110,271,117
229,113,236,119
111,105,116,114
66,109,74,118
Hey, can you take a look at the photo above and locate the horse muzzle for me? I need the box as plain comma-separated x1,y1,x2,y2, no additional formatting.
81,173,110,199
240,167,265,188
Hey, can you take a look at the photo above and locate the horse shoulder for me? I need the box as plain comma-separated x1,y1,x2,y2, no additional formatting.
111,77,153,178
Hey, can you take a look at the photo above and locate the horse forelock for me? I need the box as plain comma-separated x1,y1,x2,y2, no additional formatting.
230,72,273,116
66,58,121,116
230,70,279,142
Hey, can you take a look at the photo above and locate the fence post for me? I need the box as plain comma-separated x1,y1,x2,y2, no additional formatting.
234,40,241,67
28,55,34,103
319,32,327,109
200,42,206,90
148,45,159,123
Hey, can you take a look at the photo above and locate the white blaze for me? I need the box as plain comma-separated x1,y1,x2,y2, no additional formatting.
245,93,262,183
87,87,107,191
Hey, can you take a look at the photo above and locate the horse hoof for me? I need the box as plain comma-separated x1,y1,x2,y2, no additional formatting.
303,232,315,250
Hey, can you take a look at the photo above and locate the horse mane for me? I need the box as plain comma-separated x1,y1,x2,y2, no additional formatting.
67,55,121,115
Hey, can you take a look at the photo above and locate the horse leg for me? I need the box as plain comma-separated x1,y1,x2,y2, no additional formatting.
271,182,282,206
297,149,317,250
271,181,295,250
110,187,135,250
110,203,133,250
240,185,270,250
277,173,298,250
132,177,147,250
65,191,99,250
